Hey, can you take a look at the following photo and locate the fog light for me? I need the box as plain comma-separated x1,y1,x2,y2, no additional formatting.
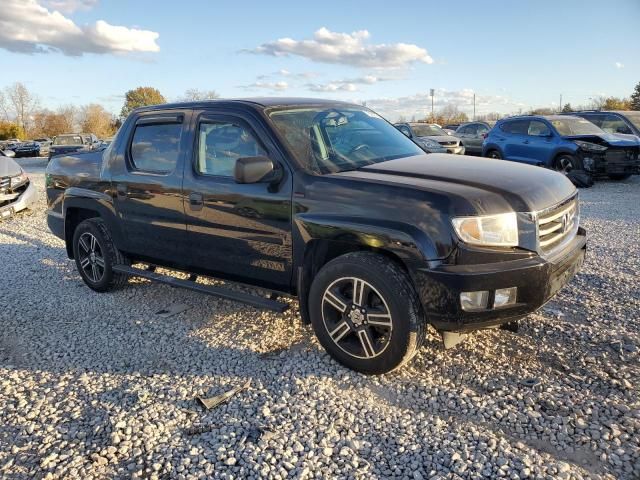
494,287,517,308
460,291,489,312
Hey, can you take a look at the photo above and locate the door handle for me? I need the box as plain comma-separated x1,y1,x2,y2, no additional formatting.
189,192,204,211
116,184,127,199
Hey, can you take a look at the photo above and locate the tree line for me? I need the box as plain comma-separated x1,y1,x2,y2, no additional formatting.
0,84,219,141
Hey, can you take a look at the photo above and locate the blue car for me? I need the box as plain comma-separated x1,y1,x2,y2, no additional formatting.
482,115,640,180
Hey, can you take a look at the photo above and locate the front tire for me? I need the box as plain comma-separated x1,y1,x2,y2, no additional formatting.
554,154,580,173
309,252,426,374
486,149,502,159
72,218,128,292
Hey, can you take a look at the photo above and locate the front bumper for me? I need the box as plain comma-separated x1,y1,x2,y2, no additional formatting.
0,180,37,218
413,228,586,332
14,148,40,157
581,147,640,177
446,145,465,155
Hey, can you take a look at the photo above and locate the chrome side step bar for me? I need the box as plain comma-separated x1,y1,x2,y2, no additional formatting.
113,265,289,313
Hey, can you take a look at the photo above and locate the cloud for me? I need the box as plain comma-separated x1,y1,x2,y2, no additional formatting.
307,82,357,93
43,0,98,13
364,89,521,121
615,62,624,69
240,81,289,91
304,74,391,93
248,27,433,69
0,0,160,56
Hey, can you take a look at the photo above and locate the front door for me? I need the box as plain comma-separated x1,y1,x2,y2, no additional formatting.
520,120,554,165
183,111,293,291
111,110,191,264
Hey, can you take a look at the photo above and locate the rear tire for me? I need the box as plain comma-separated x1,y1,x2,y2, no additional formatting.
309,252,426,374
72,218,129,292
486,149,502,159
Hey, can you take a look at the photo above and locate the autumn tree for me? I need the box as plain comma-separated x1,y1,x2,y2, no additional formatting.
29,105,77,138
179,88,220,101
120,87,166,119
602,97,630,110
5,82,39,133
78,104,115,138
631,82,640,110
0,121,24,140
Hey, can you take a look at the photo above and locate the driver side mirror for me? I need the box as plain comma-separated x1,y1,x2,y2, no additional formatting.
234,156,276,184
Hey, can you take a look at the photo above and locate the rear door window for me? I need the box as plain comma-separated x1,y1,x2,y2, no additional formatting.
527,120,551,136
500,120,529,135
130,122,183,173
476,124,489,135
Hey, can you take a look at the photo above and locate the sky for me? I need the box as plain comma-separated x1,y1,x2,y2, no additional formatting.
0,0,639,121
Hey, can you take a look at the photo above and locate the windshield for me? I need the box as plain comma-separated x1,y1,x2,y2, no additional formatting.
623,112,640,130
54,135,83,146
410,124,446,137
268,106,423,174
550,118,604,136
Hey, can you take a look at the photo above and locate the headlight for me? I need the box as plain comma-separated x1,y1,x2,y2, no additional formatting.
10,171,28,188
451,212,518,247
574,140,607,152
419,138,441,149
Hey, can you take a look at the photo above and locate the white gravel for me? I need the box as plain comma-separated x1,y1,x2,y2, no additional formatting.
1,159,639,480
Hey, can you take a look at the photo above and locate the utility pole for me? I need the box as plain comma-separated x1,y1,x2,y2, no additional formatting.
430,89,434,120
559,94,562,112
473,93,476,121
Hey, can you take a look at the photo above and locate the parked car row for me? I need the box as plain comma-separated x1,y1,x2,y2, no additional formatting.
0,133,104,160
397,111,640,184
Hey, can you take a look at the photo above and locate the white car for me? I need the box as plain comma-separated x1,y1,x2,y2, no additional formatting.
0,150,37,219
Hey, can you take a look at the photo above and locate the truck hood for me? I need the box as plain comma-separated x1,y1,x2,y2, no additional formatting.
0,157,22,177
563,133,639,147
335,154,576,214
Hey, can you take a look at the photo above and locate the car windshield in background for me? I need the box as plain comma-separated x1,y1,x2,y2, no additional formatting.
54,135,83,146
410,124,446,136
623,112,640,130
268,106,423,174
550,118,604,136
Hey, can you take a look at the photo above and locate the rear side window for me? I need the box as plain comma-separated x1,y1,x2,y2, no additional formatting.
130,123,183,173
477,124,489,135
500,120,529,134
527,120,551,136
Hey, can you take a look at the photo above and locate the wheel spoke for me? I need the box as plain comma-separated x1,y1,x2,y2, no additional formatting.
353,278,366,306
90,235,97,253
357,329,376,358
329,321,351,343
78,236,90,252
80,257,90,269
94,255,105,268
91,264,100,282
323,290,347,313
366,313,392,327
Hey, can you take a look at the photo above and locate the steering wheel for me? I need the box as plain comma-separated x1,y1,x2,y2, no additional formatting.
349,144,370,154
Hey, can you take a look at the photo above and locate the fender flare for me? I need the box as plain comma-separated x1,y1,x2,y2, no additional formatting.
62,188,124,256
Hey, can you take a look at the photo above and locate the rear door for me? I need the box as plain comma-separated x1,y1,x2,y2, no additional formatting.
500,120,530,161
183,109,293,291
111,110,191,264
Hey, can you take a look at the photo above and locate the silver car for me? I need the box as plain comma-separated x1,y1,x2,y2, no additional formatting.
455,122,494,155
0,150,37,219
395,123,465,154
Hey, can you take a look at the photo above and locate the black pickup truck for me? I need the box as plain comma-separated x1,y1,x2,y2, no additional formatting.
45,98,586,374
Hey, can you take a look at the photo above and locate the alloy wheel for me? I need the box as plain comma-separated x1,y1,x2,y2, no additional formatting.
77,232,106,283
556,156,574,173
321,277,393,359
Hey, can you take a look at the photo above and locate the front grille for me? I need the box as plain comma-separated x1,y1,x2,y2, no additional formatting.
0,177,9,192
438,140,457,146
536,194,579,253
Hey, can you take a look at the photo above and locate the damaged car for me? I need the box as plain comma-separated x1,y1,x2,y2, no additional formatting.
483,115,640,181
0,150,37,219
395,122,465,154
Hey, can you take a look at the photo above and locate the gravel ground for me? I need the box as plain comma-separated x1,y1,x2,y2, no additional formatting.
1,159,639,480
